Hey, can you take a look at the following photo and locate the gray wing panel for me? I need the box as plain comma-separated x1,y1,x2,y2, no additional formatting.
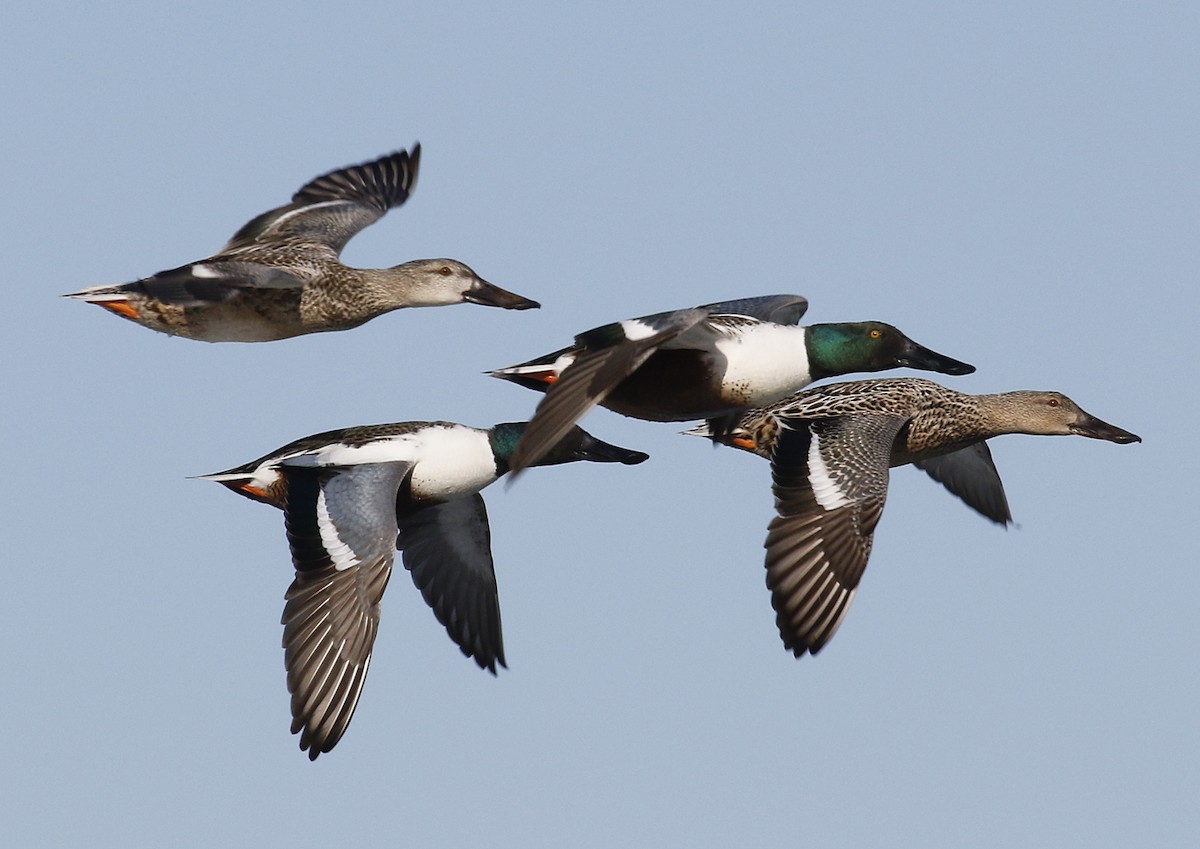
283,462,413,573
277,460,411,759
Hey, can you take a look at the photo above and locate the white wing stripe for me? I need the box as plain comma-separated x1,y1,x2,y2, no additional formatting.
808,432,852,510
316,488,360,571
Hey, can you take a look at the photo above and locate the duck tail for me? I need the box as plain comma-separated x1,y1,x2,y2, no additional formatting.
487,345,575,392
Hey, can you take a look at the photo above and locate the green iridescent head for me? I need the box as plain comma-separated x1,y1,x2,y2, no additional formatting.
489,423,649,471
804,322,974,381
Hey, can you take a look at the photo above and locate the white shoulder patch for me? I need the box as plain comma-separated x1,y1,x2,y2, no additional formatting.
189,264,221,279
619,318,661,341
807,431,853,511
552,350,577,372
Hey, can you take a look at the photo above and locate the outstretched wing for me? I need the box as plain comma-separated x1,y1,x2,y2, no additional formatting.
914,441,1012,525
765,414,904,656
221,145,421,254
398,494,505,673
279,460,412,759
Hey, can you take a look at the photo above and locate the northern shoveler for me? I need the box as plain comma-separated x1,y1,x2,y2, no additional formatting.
686,377,1140,657
490,295,973,474
67,145,539,341
199,420,647,759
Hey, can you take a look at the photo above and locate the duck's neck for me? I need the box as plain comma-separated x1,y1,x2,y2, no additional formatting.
904,389,1009,456
973,393,1030,436
358,264,437,308
976,391,1086,439
487,423,525,476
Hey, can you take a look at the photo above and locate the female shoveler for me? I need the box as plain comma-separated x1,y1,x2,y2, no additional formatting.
67,145,539,341
686,377,1140,658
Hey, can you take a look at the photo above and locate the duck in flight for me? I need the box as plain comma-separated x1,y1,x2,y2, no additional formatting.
686,377,1141,657
199,419,647,759
67,145,539,341
489,294,975,475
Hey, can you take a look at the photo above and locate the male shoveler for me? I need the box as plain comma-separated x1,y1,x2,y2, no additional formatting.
199,420,646,759
490,295,974,474
67,145,539,341
686,377,1140,657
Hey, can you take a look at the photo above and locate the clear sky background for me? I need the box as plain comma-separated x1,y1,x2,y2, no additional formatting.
3,2,1194,846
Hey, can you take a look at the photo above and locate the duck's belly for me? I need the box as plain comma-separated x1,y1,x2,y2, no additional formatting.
125,291,305,342
178,293,307,342
601,325,812,421
600,349,731,421
175,310,294,342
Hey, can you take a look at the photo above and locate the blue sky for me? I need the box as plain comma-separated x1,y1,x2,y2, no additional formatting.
3,2,1194,846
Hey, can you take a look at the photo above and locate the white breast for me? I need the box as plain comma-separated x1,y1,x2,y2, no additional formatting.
406,425,500,499
715,323,811,406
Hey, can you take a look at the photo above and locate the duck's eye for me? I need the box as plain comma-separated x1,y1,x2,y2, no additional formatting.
439,266,453,276
869,328,882,339
1048,398,1060,408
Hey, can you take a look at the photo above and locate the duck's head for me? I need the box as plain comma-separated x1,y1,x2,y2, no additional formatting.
490,423,649,470
806,322,975,379
998,391,1141,443
394,259,541,310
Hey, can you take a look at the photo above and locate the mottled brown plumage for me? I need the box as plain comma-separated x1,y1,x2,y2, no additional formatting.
67,145,539,341
687,377,1140,656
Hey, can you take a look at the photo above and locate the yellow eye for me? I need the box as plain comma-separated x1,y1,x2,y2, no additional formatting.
869,328,882,339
